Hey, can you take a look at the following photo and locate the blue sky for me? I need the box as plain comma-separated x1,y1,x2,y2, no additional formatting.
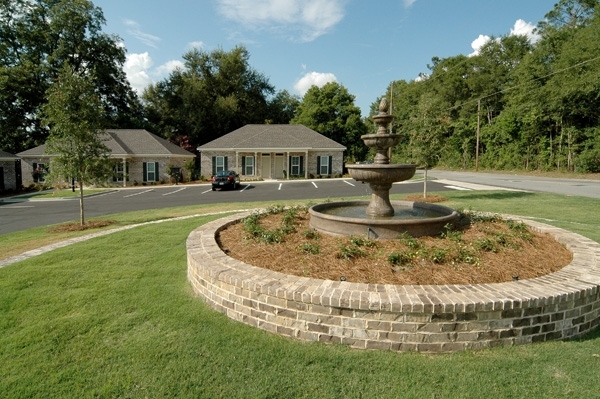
96,0,556,117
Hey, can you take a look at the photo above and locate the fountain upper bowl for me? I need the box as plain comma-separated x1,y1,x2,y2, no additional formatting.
347,163,416,184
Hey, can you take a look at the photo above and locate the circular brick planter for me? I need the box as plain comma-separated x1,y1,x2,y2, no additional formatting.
187,212,600,353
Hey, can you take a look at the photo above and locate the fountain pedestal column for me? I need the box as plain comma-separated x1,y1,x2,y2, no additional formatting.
366,182,394,217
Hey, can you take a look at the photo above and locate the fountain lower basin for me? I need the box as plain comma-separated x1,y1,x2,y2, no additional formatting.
309,200,459,239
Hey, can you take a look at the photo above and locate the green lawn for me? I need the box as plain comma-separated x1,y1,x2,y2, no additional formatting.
1,191,599,398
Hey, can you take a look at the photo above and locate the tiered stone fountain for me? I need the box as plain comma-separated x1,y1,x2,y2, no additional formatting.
309,98,458,238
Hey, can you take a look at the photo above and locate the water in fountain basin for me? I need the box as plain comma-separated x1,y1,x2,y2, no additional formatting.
320,203,446,220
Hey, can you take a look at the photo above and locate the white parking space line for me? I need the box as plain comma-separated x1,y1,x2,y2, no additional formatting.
2,205,35,208
162,187,186,196
312,182,318,188
240,185,250,192
201,188,213,194
123,189,153,198
91,191,117,198
444,185,472,191
343,180,355,186
278,183,282,191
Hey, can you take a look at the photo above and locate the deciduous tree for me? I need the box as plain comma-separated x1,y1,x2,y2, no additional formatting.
0,0,142,154
291,82,368,162
42,64,113,225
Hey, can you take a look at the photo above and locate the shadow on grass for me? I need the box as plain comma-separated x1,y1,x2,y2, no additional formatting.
573,326,600,342
445,191,536,201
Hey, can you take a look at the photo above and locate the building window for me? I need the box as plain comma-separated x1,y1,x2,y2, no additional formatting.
212,156,227,174
113,162,129,182
243,156,254,175
143,162,159,182
290,156,301,176
317,156,332,175
32,162,46,183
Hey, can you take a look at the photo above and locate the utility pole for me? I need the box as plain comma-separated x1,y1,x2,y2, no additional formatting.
476,98,480,172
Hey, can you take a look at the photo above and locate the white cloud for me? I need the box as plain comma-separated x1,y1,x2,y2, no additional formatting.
469,19,541,56
124,52,153,92
293,71,337,95
155,60,185,77
216,0,345,42
124,53,183,93
124,19,161,49
510,19,541,44
469,34,492,56
403,0,416,8
188,41,205,49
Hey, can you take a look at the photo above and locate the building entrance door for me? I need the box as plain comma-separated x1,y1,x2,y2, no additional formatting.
274,155,284,179
261,154,271,179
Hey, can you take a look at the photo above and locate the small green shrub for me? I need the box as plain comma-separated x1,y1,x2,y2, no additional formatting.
349,236,377,248
387,251,413,266
429,247,447,264
440,223,463,242
337,243,365,260
398,232,420,249
474,237,497,252
298,242,320,255
302,229,320,240
505,220,533,241
454,246,479,264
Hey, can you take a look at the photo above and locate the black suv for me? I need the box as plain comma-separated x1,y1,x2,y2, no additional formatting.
211,170,240,191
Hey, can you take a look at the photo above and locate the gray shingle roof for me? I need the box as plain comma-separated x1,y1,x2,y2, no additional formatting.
0,150,19,159
197,124,346,151
17,130,194,158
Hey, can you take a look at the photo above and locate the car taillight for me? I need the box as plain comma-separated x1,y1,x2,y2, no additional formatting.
211,176,216,182
227,176,233,181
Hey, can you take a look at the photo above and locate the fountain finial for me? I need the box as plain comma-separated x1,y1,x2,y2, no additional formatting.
378,97,389,114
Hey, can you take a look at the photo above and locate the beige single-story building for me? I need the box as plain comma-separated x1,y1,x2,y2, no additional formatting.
197,124,346,180
17,129,195,187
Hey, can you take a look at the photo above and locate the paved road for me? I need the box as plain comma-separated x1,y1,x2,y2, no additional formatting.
0,178,455,235
429,170,600,199
2,172,597,236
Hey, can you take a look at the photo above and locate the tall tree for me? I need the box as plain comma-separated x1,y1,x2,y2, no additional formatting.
143,46,276,148
0,0,142,154
291,82,368,162
42,64,112,225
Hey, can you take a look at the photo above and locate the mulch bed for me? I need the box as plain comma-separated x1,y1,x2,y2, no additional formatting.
217,208,572,285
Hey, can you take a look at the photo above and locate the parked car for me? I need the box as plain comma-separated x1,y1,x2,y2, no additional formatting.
211,170,240,191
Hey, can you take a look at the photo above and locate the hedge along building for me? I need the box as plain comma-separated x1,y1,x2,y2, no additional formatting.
197,124,346,180
17,129,195,187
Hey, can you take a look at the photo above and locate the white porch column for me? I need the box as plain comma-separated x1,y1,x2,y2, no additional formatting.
122,157,127,187
286,151,290,179
305,151,308,179
236,151,239,174
254,152,257,177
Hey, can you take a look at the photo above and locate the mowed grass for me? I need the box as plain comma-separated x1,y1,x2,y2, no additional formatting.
0,191,599,398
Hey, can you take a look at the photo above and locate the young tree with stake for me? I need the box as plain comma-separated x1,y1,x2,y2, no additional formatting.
42,64,113,226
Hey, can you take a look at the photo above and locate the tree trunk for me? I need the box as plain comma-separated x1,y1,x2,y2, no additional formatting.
423,167,428,198
79,180,85,226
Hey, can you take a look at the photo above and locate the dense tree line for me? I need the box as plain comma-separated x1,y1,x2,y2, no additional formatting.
377,0,600,173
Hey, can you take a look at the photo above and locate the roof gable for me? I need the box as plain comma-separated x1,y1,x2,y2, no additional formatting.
197,124,346,151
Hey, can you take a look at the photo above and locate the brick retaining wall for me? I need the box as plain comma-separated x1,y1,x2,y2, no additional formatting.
187,213,600,353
